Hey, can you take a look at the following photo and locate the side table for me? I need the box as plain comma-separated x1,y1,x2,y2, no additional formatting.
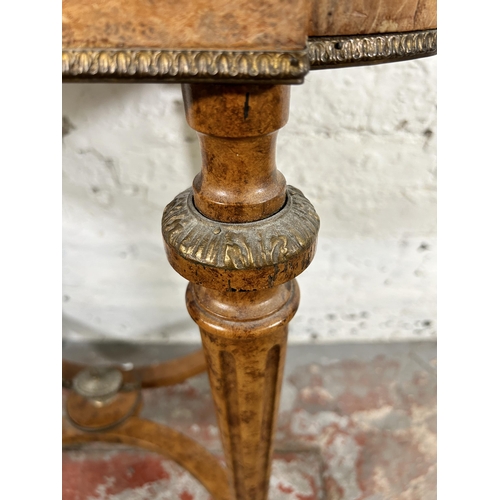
62,2,437,499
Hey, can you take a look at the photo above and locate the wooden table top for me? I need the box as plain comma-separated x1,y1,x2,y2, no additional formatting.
62,0,437,83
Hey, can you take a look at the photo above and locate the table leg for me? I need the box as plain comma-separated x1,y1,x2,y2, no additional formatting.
162,84,320,499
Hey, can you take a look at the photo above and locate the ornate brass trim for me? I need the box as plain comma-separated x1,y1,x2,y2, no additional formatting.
62,29,436,82
163,185,319,270
162,186,320,290
62,49,309,84
308,29,437,69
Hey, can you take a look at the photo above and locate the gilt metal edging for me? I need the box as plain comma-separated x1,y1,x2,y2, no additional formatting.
62,49,309,84
62,29,436,82
162,185,320,271
308,29,437,69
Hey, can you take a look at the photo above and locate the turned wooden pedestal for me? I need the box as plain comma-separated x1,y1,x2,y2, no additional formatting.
62,1,436,499
162,84,318,500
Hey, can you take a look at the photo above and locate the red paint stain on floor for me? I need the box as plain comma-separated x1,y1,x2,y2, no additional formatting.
62,343,436,499
278,483,295,494
63,453,170,500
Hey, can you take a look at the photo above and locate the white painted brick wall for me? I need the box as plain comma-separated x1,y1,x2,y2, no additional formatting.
62,57,436,343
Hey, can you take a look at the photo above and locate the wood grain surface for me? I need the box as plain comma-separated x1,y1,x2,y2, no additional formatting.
309,0,437,36
62,0,309,51
173,83,316,499
63,0,437,51
187,281,300,500
162,84,319,292
182,84,289,223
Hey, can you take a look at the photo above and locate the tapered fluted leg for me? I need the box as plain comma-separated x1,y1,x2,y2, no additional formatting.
187,282,299,500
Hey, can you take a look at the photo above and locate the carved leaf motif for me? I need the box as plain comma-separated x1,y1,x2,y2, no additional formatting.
308,30,437,68
162,186,320,272
270,236,288,263
62,49,308,82
225,239,251,269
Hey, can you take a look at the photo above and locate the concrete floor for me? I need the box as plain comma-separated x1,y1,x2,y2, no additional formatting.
63,341,436,500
